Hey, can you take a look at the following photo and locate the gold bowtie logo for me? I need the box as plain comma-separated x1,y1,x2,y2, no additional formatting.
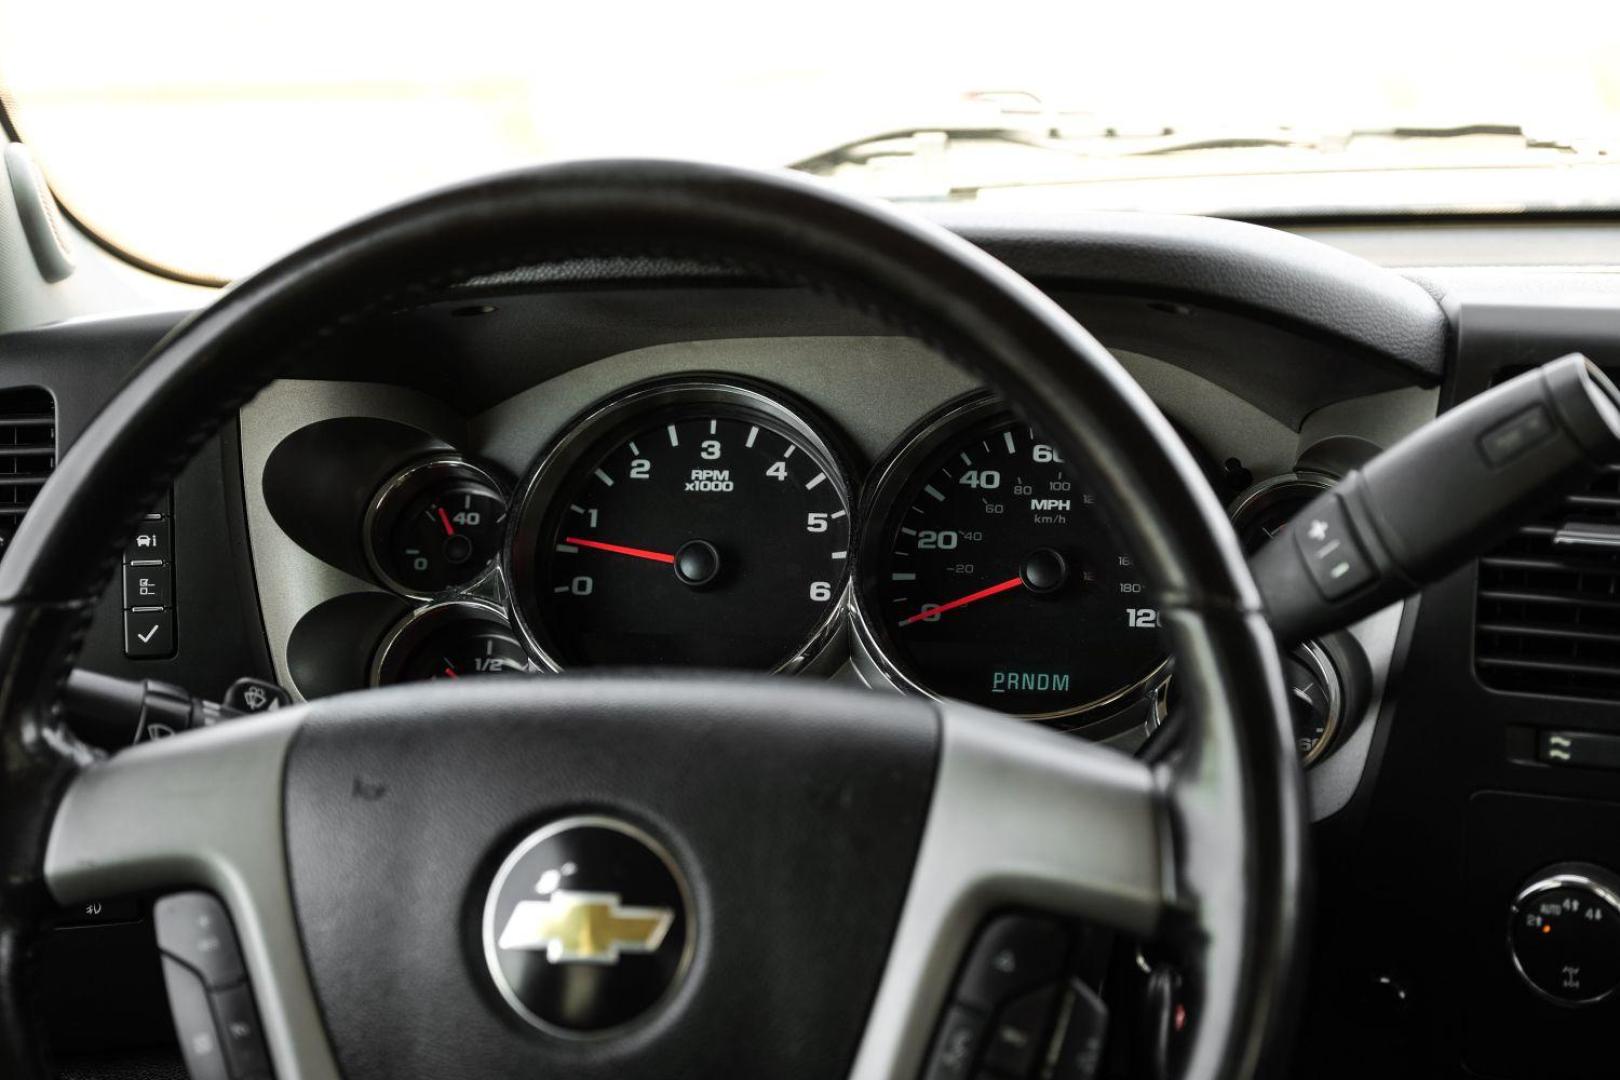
497,889,674,965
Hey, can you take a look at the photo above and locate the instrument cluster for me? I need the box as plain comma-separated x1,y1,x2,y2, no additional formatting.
356,374,1340,751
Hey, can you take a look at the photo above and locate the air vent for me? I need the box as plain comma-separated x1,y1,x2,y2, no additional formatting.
1477,463,1620,699
0,387,56,560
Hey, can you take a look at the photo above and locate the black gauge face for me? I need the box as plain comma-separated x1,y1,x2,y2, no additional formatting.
373,604,537,685
393,623,533,683
369,463,508,595
1234,479,1334,556
522,395,852,669
1282,646,1338,764
860,406,1164,719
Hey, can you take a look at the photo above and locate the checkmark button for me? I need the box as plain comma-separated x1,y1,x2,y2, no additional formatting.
125,608,174,659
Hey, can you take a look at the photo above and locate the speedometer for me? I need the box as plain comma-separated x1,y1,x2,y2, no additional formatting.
507,380,853,671
854,396,1166,724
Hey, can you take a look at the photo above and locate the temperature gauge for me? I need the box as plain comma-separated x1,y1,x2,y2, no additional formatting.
366,459,507,598
1230,472,1337,556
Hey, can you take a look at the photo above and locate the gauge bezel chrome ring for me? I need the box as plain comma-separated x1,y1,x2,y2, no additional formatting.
1507,868,1620,1008
363,456,509,603
1288,638,1342,767
502,376,856,676
849,392,1171,730
1226,470,1338,553
369,597,525,687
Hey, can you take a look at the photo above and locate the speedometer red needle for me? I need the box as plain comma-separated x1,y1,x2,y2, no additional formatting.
898,576,1024,627
564,536,677,564
436,507,456,536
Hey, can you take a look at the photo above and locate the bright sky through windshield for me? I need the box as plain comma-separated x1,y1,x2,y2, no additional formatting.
2,0,1617,280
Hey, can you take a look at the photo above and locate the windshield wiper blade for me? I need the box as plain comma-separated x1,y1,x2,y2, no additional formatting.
789,126,1048,174
1349,122,1586,153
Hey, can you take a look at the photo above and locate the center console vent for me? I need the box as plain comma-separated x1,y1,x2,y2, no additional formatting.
0,386,57,560
1477,463,1620,699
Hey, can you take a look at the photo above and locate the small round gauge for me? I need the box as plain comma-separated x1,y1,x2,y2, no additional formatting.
507,380,853,671
854,396,1165,724
366,459,508,598
1282,641,1341,766
1229,472,1336,556
372,601,536,685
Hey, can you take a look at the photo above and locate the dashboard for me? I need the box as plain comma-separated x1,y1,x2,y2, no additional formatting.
23,206,1620,1080
235,328,1428,764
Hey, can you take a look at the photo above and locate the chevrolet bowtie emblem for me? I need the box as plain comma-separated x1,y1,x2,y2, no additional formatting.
497,888,674,964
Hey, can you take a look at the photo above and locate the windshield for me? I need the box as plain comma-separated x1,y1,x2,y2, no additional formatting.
3,0,1617,282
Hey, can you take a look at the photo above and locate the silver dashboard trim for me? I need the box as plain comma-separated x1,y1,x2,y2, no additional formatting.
238,380,470,697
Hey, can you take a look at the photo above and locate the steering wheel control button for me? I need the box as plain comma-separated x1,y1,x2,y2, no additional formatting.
1509,864,1620,1005
210,984,272,1077
956,913,1071,1010
1050,979,1110,1080
481,816,692,1035
159,957,230,1080
154,892,246,990
1292,494,1374,601
922,1005,988,1080
982,983,1060,1077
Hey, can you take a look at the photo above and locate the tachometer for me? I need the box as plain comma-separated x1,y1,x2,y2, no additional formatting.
507,380,853,671
854,396,1166,724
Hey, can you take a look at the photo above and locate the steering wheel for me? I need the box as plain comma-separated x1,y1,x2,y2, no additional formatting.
0,161,1303,1080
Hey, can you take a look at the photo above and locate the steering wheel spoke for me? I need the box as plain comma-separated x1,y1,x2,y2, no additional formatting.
851,701,1172,1079
44,711,342,1080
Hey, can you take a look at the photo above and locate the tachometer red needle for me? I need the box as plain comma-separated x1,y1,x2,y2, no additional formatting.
899,576,1024,627
436,507,455,536
564,536,677,564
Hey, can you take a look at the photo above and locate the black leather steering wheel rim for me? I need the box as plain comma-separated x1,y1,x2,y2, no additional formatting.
0,160,1305,1079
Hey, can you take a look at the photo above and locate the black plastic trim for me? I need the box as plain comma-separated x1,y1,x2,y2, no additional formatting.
924,209,1448,382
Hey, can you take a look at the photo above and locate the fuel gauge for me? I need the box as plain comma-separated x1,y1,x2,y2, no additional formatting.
371,601,536,686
